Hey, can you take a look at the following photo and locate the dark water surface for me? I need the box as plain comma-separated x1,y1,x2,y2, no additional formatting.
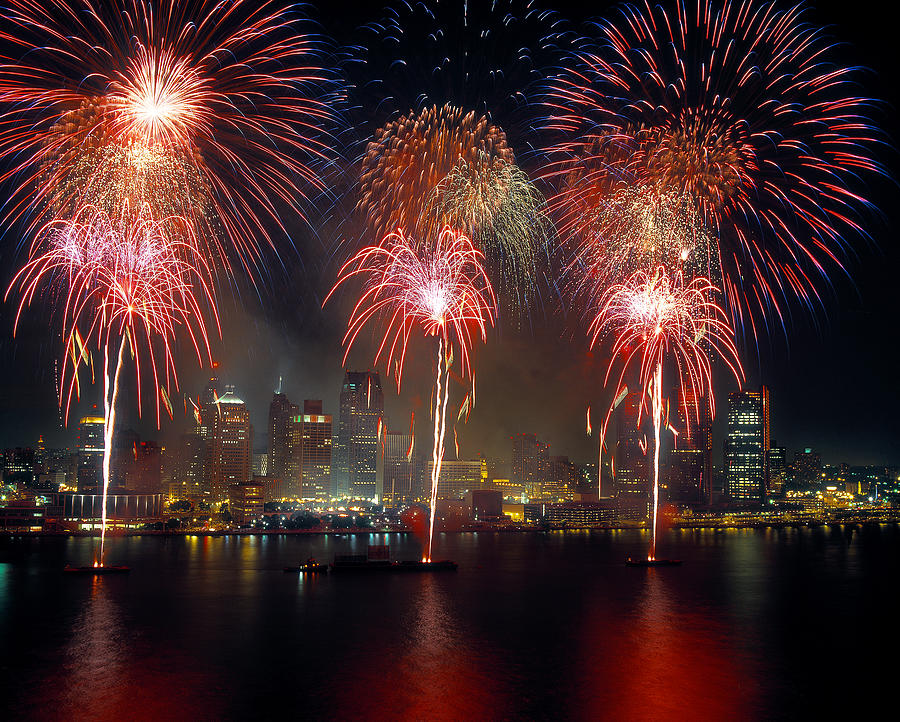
2,526,898,720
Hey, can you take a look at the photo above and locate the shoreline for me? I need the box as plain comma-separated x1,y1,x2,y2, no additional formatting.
3,518,899,538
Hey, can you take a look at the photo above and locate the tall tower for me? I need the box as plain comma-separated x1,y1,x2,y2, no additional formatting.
336,371,384,499
298,400,332,499
724,386,770,502
267,387,299,495
667,386,713,504
511,433,546,499
384,431,417,505
614,390,649,519
76,412,105,492
205,386,252,503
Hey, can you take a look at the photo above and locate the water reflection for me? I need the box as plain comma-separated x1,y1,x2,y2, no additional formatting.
329,573,506,720
60,576,127,719
575,569,758,719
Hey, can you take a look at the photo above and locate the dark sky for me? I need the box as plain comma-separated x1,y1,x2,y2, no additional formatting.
0,0,897,467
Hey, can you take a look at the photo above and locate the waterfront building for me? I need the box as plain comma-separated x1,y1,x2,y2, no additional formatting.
204,386,252,503
383,431,418,505
615,390,649,519
794,448,822,488
230,480,265,525
427,459,482,499
546,499,617,526
297,400,332,499
76,413,105,492
336,371,383,499
767,444,788,495
512,433,547,498
465,489,503,520
52,491,162,531
267,383,299,496
724,387,770,502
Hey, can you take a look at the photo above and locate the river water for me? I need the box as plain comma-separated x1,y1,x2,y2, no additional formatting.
1,525,897,720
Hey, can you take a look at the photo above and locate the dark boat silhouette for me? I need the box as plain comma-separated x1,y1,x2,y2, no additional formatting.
283,558,329,573
330,546,457,573
331,557,458,573
625,558,682,567
64,564,130,574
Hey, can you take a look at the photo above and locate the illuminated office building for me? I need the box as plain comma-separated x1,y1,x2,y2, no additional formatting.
512,433,547,499
204,386,252,503
767,444,787,495
667,387,713,504
383,431,418,505
297,400,332,499
724,386,770,502
336,371,383,499
76,413,105,492
794,447,822,488
267,382,299,494
544,455,578,501
426,459,482,500
230,480,265,525
615,390,649,519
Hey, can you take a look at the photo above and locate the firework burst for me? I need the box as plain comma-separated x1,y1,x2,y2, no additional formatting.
345,0,574,130
0,0,338,275
7,202,218,562
358,104,514,240
590,266,742,559
358,104,550,314
424,152,552,310
544,0,883,336
327,226,495,560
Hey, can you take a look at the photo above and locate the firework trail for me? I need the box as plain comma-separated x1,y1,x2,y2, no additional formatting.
7,202,218,563
590,266,742,560
544,0,883,337
0,0,338,276
327,226,495,561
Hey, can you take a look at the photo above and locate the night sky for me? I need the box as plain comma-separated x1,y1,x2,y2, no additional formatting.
0,0,896,467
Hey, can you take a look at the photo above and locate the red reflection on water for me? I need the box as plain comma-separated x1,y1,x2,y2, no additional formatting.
53,575,224,721
573,570,760,720
329,575,508,720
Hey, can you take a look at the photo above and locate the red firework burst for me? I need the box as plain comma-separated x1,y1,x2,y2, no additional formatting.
0,0,337,275
544,0,884,336
591,266,743,559
327,225,495,561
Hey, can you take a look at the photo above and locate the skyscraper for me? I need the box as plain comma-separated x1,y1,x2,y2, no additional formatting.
794,447,822,488
545,455,578,501
767,444,787,495
336,371,384,499
383,431,418,505
204,386,252,503
298,400,332,499
667,387,713,504
267,384,299,495
724,386,770,502
614,390,649,519
427,459,482,499
512,433,547,499
169,430,205,501
76,413,105,492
